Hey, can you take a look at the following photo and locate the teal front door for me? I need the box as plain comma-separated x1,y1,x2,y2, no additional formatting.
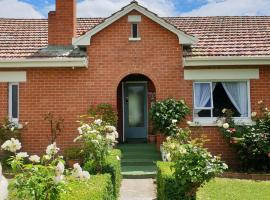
124,82,147,140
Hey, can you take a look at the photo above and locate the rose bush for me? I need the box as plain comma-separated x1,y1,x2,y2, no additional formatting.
218,101,270,171
74,118,118,172
162,128,227,200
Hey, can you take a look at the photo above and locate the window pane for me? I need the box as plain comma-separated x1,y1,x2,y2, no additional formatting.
194,109,211,117
132,23,138,38
128,85,144,127
194,83,212,109
11,85,18,119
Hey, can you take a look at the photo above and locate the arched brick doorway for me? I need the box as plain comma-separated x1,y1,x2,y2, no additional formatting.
117,74,156,143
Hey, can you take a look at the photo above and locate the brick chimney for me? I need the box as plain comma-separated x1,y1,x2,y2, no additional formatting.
48,0,77,46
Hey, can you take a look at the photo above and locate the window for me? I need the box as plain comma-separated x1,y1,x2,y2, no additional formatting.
9,83,19,123
193,81,250,120
129,23,141,41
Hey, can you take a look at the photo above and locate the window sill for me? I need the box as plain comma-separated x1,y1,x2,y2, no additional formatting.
190,118,254,127
129,37,141,41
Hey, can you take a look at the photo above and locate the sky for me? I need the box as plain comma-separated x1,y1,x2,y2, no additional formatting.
0,0,270,18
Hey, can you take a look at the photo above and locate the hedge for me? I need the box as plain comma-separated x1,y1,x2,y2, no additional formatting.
9,174,114,200
157,161,183,200
84,149,122,199
60,174,114,200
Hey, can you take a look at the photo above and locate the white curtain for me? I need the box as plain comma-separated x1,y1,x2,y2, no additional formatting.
195,83,212,108
222,82,248,117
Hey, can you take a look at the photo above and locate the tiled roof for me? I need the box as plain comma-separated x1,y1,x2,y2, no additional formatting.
0,16,270,58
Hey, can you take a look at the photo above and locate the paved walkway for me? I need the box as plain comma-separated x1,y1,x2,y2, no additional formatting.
120,179,156,200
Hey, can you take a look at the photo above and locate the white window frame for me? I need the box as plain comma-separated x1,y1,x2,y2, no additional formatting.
8,82,19,123
129,23,141,41
192,80,252,126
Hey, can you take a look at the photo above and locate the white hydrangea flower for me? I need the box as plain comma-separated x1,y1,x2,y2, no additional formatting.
94,119,102,125
217,120,223,127
17,123,24,130
222,108,227,114
1,138,22,153
113,131,119,139
55,162,65,176
29,155,40,163
46,143,60,156
79,171,90,180
116,156,121,161
106,133,116,142
54,175,64,183
16,152,29,159
222,123,230,129
72,163,83,178
43,155,51,160
106,125,116,132
251,112,257,117
258,100,263,105
172,119,177,124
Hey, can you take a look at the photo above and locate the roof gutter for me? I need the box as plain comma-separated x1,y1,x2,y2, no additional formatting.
0,57,88,68
184,56,270,67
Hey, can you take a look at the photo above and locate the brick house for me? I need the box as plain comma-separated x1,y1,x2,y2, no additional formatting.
0,0,269,167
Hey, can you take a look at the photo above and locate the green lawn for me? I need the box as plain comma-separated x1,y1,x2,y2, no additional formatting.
197,178,270,200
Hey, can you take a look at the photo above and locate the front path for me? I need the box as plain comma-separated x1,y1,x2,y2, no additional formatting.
120,179,156,200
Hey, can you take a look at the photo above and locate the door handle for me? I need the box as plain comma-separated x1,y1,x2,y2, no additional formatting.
125,97,129,103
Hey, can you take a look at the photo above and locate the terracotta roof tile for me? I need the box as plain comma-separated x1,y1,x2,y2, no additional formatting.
0,16,270,58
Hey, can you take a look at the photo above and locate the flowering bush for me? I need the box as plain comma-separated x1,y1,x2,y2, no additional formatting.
74,118,118,172
0,118,27,147
218,101,270,171
150,99,190,136
163,128,227,200
1,138,90,200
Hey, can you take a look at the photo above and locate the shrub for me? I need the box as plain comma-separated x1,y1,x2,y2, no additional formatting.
218,102,270,171
161,128,227,200
84,149,122,199
63,146,83,160
60,174,114,200
74,118,119,172
88,104,118,126
150,99,190,136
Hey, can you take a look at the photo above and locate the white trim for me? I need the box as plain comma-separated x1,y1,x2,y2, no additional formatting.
128,15,141,22
184,69,260,80
0,72,26,82
129,37,141,41
184,56,270,67
72,2,197,46
8,83,19,123
122,82,125,143
190,117,254,127
0,58,88,68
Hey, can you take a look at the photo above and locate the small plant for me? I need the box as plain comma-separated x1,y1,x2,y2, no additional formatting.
150,99,190,136
163,128,227,200
88,104,118,126
74,118,118,172
44,112,64,144
63,147,82,161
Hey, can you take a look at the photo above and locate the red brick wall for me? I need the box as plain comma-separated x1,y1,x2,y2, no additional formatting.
0,11,269,167
0,83,8,117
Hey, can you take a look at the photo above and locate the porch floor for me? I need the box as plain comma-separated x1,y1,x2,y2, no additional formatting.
119,143,161,178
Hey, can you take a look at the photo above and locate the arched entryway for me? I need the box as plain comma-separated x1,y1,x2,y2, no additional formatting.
117,74,156,143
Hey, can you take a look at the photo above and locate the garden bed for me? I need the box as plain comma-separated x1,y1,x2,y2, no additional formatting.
157,162,270,200
220,172,270,181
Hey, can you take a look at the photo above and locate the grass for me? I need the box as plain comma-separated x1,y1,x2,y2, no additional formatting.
197,178,270,200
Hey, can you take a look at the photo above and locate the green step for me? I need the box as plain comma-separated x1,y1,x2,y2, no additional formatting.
119,143,161,178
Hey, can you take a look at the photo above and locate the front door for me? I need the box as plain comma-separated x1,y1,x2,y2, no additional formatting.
124,82,147,140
